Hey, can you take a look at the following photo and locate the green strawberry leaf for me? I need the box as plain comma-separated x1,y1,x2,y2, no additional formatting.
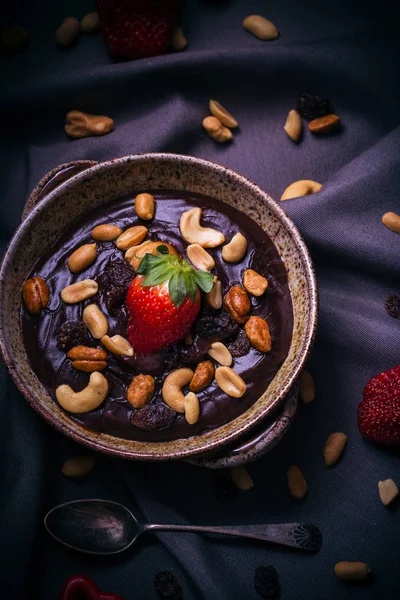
156,244,169,255
169,271,187,307
193,270,214,293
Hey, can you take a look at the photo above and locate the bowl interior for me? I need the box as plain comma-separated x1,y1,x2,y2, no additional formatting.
0,154,317,460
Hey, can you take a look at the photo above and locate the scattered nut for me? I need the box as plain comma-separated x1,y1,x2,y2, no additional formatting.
298,370,315,404
284,109,302,142
180,207,225,248
67,345,108,372
170,26,187,51
184,392,200,424
245,316,271,352
208,342,233,366
382,212,400,234
135,193,155,220
116,225,148,250
22,276,49,315
83,304,109,339
162,368,194,413
378,479,399,506
187,244,215,271
287,465,308,499
56,371,109,414
202,116,233,143
67,243,97,274
209,99,238,129
65,110,114,139
62,456,95,478
206,277,223,309
127,240,177,270
243,269,268,296
215,366,246,398
334,562,370,582
231,466,254,490
224,286,251,324
323,432,347,467
308,114,340,133
190,360,215,392
127,374,155,409
56,17,80,47
243,15,279,40
281,179,322,201
222,233,247,263
80,12,100,34
91,224,122,241
0,26,29,54
61,279,98,304
101,335,134,357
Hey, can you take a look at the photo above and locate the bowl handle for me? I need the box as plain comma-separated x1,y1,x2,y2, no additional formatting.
22,160,97,221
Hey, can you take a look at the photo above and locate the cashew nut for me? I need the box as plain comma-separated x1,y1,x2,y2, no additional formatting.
221,232,247,263
56,372,108,414
187,244,215,271
162,368,194,413
280,180,322,201
180,207,225,248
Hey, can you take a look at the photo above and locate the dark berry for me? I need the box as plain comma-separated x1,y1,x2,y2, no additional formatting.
97,258,135,311
154,571,183,600
195,311,239,342
385,294,400,319
228,329,251,357
56,320,91,352
212,471,238,504
180,338,211,364
296,92,331,120
254,565,280,598
131,403,176,431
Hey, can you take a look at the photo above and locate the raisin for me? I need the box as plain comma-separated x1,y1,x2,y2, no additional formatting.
180,338,211,364
195,311,239,342
56,320,91,352
163,345,183,371
296,92,331,120
97,258,135,311
228,329,251,357
131,403,176,431
254,565,280,598
212,471,238,504
385,294,400,319
154,571,183,600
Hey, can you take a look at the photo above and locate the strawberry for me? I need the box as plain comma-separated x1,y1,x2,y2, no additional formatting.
97,0,180,59
126,244,213,353
357,364,400,446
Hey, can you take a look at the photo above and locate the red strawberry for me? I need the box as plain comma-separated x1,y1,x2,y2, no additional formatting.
126,244,213,353
357,364,400,446
97,0,180,59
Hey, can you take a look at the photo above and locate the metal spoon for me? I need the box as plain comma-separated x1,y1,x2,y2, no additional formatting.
44,499,322,555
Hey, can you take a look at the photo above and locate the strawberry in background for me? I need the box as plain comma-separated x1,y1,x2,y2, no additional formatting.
97,0,181,59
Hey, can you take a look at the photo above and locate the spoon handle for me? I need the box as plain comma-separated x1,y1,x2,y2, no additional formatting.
144,522,321,552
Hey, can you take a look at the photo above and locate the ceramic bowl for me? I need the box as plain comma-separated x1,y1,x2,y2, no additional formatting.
0,154,317,461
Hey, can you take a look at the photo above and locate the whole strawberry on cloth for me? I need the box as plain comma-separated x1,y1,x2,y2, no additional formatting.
97,0,181,59
358,364,400,446
60,574,125,600
126,244,213,353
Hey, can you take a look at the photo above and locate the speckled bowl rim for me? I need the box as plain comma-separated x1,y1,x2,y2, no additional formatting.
0,153,318,461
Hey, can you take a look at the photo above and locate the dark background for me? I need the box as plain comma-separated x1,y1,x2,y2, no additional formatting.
1,1,400,598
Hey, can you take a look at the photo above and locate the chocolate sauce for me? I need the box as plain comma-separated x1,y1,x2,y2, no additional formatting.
21,192,293,442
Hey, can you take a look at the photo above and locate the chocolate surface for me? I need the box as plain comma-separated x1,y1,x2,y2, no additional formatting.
21,192,293,442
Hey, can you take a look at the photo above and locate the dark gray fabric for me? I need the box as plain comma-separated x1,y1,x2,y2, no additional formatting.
1,0,400,598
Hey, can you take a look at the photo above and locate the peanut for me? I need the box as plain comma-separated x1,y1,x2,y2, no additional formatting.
206,277,223,309
243,15,279,40
62,456,95,478
127,240,177,271
323,432,347,467
208,342,232,366
83,304,109,339
245,316,271,352
56,17,80,47
67,346,108,372
65,110,114,138
162,368,194,413
284,109,302,142
224,286,251,324
180,207,225,248
231,466,254,490
170,26,187,51
202,116,233,143
91,224,122,241
215,366,246,398
56,371,108,414
190,360,215,392
116,225,148,250
101,335,134,357
67,243,97,274
298,370,315,404
309,114,340,134
22,276,49,315
222,233,247,263
382,212,400,233
135,193,155,220
287,465,308,499
184,392,200,424
209,99,238,129
378,479,399,506
243,269,268,296
61,279,98,304
127,374,155,409
334,562,370,582
281,180,322,201
187,244,215,271
80,12,100,34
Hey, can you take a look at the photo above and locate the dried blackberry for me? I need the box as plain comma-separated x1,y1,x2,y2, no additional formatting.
385,294,400,319
254,565,280,598
154,571,183,600
180,338,211,364
228,329,251,357
131,403,176,431
195,311,239,342
97,257,135,311
296,92,331,120
56,320,91,352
